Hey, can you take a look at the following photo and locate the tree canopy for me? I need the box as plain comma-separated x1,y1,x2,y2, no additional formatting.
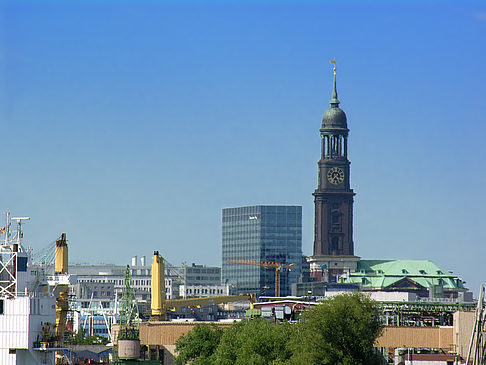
212,318,293,365
174,322,223,365
289,292,383,365
174,292,383,365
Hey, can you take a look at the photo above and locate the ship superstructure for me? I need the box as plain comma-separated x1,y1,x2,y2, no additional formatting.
0,211,75,365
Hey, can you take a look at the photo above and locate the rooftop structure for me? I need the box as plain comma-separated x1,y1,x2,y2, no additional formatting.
339,259,468,299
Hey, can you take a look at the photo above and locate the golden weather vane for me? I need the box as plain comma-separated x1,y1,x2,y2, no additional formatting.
330,58,336,74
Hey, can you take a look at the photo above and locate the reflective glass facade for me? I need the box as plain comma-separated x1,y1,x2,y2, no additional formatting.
222,206,302,296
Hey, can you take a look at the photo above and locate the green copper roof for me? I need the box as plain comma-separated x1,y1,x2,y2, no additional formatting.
339,259,466,291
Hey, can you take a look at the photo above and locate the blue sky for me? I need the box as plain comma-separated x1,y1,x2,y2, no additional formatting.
1,1,485,292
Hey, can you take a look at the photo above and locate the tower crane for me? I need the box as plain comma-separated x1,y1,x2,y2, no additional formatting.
226,259,296,297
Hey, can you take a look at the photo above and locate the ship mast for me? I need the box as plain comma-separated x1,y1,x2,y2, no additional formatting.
0,212,30,298
11,216,31,249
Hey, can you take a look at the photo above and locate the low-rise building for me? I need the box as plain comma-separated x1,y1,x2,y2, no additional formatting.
171,263,221,286
68,257,225,335
180,284,230,299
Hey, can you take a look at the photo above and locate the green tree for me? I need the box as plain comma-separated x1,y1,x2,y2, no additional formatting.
174,322,224,365
64,329,109,345
174,293,383,365
212,318,293,365
289,292,383,365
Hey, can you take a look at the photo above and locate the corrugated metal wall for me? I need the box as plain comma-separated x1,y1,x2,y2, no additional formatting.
375,326,453,349
0,349,17,365
0,298,29,349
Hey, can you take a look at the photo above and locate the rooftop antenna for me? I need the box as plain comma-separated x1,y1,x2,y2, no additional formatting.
10,216,30,248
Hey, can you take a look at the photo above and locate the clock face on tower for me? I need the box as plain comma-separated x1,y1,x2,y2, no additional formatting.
327,167,344,185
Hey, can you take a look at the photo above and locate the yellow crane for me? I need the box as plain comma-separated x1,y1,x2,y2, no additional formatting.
226,259,296,297
150,251,254,321
54,233,69,365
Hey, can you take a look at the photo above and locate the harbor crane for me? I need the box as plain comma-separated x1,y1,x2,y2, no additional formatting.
150,251,254,321
225,258,296,297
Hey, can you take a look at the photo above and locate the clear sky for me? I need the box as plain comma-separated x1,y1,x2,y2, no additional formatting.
1,1,485,293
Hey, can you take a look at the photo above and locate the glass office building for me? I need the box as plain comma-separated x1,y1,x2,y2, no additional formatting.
222,205,302,296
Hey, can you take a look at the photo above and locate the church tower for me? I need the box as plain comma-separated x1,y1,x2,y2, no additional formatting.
309,63,360,282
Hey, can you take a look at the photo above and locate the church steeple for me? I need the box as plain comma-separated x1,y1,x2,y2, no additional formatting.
321,62,347,132
330,64,340,106
310,60,359,282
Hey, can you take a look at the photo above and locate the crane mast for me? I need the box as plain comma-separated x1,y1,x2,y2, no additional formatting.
226,259,295,297
54,233,69,365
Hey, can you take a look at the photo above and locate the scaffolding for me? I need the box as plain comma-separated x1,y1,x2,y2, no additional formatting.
378,300,476,327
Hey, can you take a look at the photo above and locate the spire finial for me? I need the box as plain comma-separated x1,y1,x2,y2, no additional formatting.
329,58,339,107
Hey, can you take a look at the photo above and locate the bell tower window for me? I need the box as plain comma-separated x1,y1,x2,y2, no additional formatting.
322,134,347,159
